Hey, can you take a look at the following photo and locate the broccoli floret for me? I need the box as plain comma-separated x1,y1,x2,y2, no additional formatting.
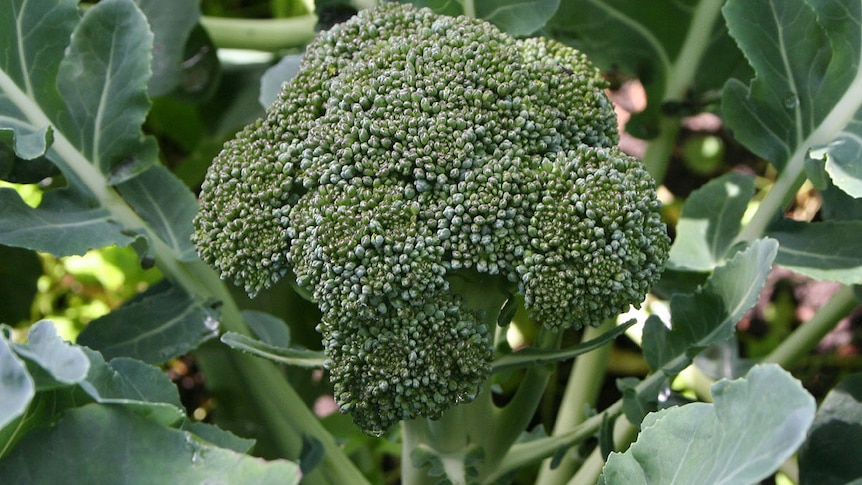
193,3,670,434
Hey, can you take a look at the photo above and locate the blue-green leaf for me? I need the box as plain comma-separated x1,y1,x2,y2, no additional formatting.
135,0,201,97
242,310,292,348
116,166,199,261
405,0,560,36
0,188,137,256
668,172,755,271
644,239,778,371
799,373,862,485
259,54,302,109
12,320,90,390
0,332,33,431
77,284,219,364
0,405,301,484
601,364,816,485
55,0,158,181
768,219,862,285
723,0,862,196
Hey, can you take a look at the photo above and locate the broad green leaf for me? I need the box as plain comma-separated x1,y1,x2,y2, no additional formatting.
0,187,137,256
600,364,815,485
77,284,219,364
668,172,755,271
0,389,79,459
0,333,33,431
0,245,40,324
220,332,326,368
491,319,635,373
799,373,862,485
80,349,183,409
55,0,158,181
768,219,862,285
0,0,78,123
116,166,199,261
12,320,89,389
723,0,862,197
644,239,778,371
243,310,292,348
0,405,301,484
406,0,560,36
547,0,748,139
135,0,201,97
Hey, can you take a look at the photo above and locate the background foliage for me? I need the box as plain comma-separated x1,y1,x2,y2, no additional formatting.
1,0,861,484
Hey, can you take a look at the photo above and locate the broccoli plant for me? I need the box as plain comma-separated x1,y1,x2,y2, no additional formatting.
3,0,862,484
193,3,670,435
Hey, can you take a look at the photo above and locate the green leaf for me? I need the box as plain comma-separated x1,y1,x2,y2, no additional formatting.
135,0,201,97
0,245,40,324
77,284,219,364
668,172,755,271
242,310,292,348
80,350,183,409
799,373,862,485
491,320,635,373
12,320,90,389
181,420,255,454
116,166,199,261
0,404,301,484
0,332,33,431
722,0,862,196
220,332,326,368
55,0,158,181
406,0,560,36
644,239,778,371
0,0,77,126
768,219,862,285
0,187,137,256
259,54,302,109
600,364,815,485
548,0,746,138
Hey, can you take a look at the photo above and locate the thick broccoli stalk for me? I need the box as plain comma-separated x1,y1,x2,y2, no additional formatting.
193,3,670,434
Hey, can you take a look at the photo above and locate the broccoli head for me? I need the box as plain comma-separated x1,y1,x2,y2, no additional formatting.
193,3,670,434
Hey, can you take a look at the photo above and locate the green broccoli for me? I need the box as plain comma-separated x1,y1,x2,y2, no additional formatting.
193,3,670,435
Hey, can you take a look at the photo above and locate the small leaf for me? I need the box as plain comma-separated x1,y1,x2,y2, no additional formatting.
242,310,292,348
668,172,755,271
55,0,158,180
77,284,219,364
768,219,862,285
601,364,816,485
0,333,34,431
0,188,137,256
491,319,635,373
259,54,303,109
12,320,90,389
116,166,199,261
220,332,326,368
644,239,778,371
0,405,301,484
799,373,862,485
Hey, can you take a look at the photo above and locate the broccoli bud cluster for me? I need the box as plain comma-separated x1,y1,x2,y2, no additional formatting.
193,3,669,434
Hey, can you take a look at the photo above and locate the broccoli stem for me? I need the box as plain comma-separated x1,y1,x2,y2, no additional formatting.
535,318,616,485
200,14,317,52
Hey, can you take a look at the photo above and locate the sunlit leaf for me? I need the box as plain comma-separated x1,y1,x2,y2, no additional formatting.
12,320,90,389
600,364,816,485
0,333,33,431
668,172,754,271
644,239,778,371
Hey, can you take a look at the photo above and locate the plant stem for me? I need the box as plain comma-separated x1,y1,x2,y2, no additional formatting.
764,284,858,368
535,319,616,485
640,0,725,184
200,14,317,52
567,416,639,485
